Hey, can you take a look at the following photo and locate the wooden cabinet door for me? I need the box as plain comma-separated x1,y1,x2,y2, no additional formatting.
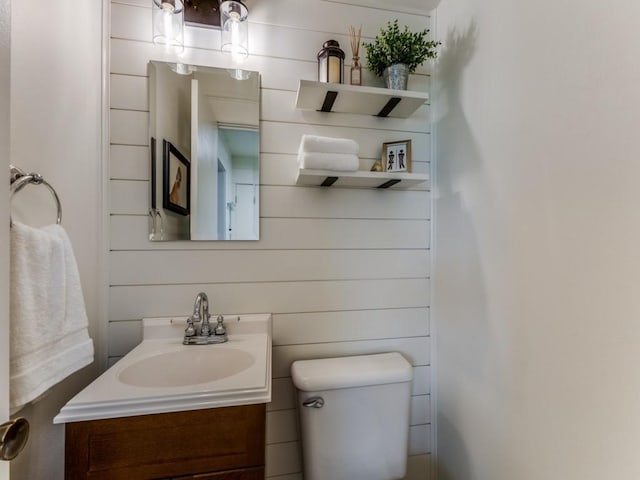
65,404,265,480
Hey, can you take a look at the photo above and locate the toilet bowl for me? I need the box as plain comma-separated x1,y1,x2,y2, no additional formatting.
291,352,413,480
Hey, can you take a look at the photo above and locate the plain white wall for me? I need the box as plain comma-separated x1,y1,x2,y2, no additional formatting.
8,0,103,478
434,1,640,479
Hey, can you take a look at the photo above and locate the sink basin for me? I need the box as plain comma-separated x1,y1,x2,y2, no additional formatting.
54,314,271,424
118,348,256,388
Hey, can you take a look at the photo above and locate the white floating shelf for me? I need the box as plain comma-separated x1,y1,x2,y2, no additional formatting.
296,168,429,189
295,80,429,118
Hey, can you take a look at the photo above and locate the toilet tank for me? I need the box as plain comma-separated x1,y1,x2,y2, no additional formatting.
291,352,413,480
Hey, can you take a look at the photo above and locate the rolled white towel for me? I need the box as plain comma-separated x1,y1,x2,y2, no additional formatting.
298,152,360,172
299,134,359,156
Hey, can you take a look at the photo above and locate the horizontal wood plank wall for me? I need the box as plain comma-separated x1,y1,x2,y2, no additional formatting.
109,1,432,478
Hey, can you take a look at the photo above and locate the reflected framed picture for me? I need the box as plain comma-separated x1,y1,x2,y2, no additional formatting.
163,140,190,216
382,139,412,173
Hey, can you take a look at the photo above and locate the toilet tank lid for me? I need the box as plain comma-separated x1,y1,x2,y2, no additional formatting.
291,352,413,392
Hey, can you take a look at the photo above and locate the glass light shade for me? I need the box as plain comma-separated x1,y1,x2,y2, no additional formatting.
227,68,251,80
152,0,185,53
169,63,194,75
220,1,249,63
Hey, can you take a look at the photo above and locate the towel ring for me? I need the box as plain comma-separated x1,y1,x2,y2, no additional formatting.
9,166,62,227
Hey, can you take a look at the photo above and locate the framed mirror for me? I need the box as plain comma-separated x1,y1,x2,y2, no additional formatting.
148,61,260,241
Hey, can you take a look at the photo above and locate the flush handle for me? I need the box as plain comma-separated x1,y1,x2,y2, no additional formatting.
302,396,324,408
1,417,29,461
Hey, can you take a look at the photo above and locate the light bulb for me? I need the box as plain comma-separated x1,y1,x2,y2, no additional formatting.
162,3,175,52
229,13,241,62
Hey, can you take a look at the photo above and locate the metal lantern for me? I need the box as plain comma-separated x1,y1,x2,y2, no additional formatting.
317,40,344,84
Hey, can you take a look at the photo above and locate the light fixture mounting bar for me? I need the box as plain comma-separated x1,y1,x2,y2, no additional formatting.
184,0,221,28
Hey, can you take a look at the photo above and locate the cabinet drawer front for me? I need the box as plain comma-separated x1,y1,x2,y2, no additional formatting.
65,404,266,480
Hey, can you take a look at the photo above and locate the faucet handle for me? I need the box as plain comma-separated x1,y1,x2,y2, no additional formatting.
185,317,196,337
214,314,226,336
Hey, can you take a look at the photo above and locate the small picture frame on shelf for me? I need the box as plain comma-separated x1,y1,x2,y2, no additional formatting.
163,139,190,216
382,139,412,173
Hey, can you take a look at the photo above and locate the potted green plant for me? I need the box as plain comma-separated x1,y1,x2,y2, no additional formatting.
364,19,440,90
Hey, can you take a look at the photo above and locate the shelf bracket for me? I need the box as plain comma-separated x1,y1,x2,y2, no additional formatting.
321,176,339,187
319,91,339,112
376,97,402,117
377,179,401,189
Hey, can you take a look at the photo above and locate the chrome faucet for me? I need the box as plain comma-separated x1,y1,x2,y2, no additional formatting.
183,292,228,345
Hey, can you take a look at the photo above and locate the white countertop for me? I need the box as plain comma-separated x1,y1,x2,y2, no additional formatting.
54,314,271,423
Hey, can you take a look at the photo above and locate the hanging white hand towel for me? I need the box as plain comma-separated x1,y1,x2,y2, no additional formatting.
9,222,94,413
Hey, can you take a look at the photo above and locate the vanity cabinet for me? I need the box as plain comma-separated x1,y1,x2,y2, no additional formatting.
172,468,263,479
65,403,266,480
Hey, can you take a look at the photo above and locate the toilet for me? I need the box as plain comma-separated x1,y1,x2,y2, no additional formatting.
291,352,413,480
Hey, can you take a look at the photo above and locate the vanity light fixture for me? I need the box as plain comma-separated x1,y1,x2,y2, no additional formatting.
152,0,250,79
152,0,185,53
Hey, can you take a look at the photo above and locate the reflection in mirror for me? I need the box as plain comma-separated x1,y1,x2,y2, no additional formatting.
148,61,260,241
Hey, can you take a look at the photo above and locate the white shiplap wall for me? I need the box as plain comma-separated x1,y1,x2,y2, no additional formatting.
109,1,432,478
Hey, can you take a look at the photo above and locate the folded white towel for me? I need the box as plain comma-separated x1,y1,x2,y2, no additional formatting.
298,152,360,172
299,134,359,156
10,222,94,413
